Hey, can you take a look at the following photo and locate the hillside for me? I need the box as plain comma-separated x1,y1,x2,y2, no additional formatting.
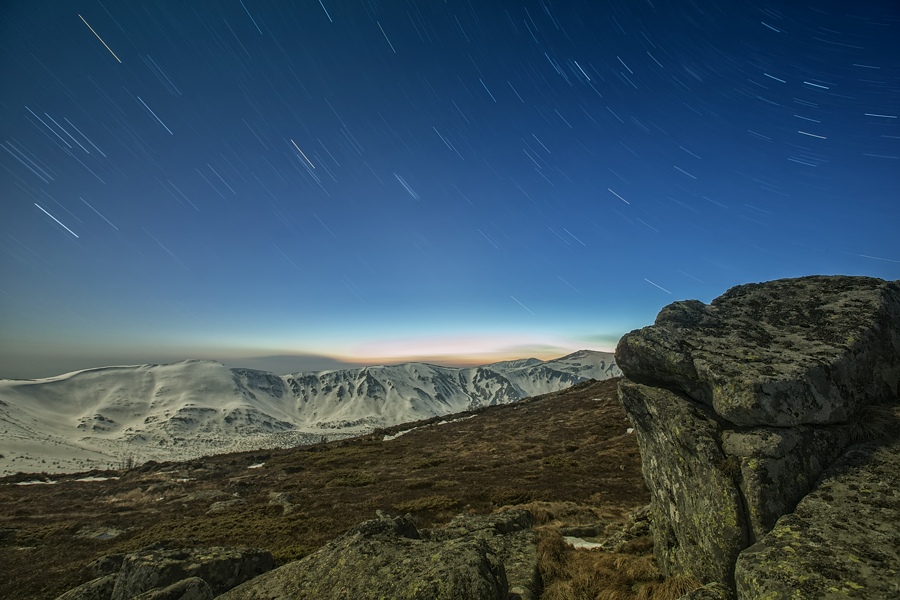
0,351,620,475
0,377,648,600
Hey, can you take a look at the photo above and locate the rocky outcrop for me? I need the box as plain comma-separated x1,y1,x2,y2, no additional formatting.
617,275,899,426
219,510,537,600
615,275,900,596
428,510,539,600
55,546,273,600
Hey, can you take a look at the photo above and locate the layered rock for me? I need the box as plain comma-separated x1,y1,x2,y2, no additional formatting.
615,275,900,595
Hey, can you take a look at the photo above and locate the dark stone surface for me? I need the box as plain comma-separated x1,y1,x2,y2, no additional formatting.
107,546,273,600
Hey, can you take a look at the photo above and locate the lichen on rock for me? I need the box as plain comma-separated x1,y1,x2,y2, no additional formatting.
614,275,900,595
618,380,747,587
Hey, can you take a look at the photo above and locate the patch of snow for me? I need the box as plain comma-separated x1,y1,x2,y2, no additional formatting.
563,536,603,550
383,413,477,441
247,462,265,469
14,479,58,486
74,476,120,482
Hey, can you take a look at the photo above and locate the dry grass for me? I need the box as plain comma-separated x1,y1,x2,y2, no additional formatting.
538,529,662,600
537,528,702,600
0,378,649,599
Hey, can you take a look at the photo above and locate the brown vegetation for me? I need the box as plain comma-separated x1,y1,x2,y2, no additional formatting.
0,378,653,599
536,527,700,600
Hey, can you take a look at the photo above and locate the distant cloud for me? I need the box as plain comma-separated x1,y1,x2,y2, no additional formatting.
221,354,357,375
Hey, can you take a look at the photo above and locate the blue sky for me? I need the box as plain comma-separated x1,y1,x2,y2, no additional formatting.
1,0,898,378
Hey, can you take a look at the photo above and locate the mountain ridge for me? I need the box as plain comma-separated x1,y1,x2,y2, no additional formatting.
0,350,620,475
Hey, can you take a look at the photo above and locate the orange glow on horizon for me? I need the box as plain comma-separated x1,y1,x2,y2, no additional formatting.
330,336,615,368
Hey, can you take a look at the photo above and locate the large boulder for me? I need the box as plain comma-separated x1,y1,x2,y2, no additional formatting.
735,435,900,598
616,275,900,426
614,275,900,593
427,510,538,599
218,512,519,600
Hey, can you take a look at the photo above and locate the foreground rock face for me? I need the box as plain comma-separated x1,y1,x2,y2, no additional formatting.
617,275,900,426
615,275,900,595
219,510,536,600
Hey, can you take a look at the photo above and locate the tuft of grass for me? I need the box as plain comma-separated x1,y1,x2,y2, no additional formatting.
405,479,434,490
716,454,742,480
543,454,580,470
848,404,898,442
537,529,571,582
617,535,654,555
105,488,154,505
412,457,447,470
490,489,536,507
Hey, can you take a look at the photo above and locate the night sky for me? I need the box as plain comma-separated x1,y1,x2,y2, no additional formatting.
2,1,898,379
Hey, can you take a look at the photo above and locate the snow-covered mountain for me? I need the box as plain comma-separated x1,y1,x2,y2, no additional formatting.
0,350,620,475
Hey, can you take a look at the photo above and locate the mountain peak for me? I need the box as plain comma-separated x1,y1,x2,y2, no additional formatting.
0,352,622,475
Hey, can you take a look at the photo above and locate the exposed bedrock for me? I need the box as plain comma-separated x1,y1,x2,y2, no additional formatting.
615,275,900,597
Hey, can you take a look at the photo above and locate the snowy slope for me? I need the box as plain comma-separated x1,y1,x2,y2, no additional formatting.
0,351,620,475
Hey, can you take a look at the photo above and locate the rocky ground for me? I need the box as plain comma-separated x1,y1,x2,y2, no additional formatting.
0,378,650,599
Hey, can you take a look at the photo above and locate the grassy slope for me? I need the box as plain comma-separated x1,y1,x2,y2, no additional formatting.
0,378,649,599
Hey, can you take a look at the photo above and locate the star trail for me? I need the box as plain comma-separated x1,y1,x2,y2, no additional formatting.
1,1,898,378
